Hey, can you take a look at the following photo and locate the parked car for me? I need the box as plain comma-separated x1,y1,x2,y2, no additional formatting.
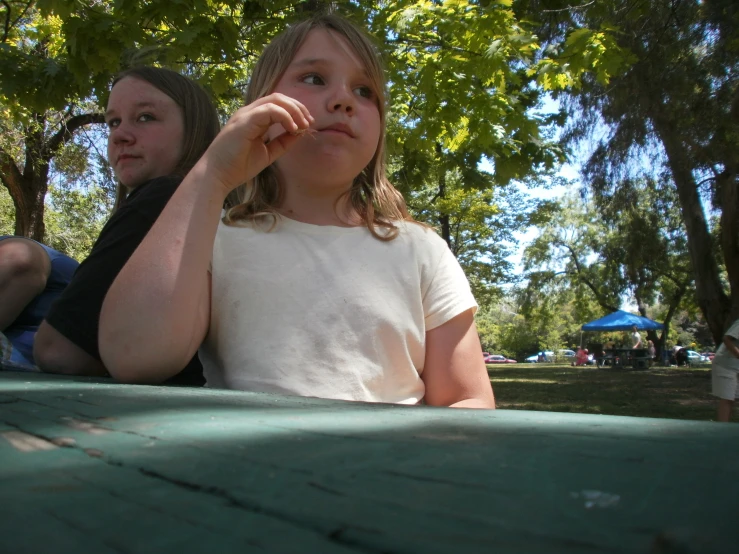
557,349,577,360
525,351,554,363
525,350,576,363
686,350,708,364
484,354,517,364
701,351,715,360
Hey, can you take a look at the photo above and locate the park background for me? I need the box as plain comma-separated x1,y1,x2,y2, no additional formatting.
1,0,736,419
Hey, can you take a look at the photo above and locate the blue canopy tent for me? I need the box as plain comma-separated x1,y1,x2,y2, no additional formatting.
581,310,665,332
580,310,665,367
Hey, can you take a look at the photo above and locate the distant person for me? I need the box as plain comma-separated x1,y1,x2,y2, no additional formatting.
670,342,683,366
603,339,615,365
647,339,656,365
675,347,689,367
572,347,589,366
631,326,642,349
711,318,739,422
0,237,78,369
33,66,220,386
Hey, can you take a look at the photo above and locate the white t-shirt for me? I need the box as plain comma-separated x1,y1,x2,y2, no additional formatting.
713,319,739,371
631,331,641,348
199,216,477,404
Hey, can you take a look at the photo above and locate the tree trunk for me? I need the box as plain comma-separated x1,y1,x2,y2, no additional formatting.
718,169,739,322
13,115,49,241
13,171,49,241
438,176,451,248
1,111,104,241
650,106,731,345
436,148,452,248
0,147,46,241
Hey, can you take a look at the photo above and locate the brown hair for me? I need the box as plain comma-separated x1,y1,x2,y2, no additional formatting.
110,66,221,209
224,14,413,240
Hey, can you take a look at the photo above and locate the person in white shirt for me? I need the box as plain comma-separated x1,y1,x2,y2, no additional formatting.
711,318,739,422
631,326,642,349
99,15,495,409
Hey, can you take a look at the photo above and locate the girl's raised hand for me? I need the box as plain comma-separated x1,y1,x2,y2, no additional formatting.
202,94,313,196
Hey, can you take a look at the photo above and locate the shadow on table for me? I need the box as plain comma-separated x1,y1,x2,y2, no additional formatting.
1,372,737,554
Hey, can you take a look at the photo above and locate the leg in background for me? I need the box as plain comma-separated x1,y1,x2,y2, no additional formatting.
0,239,51,331
717,399,734,423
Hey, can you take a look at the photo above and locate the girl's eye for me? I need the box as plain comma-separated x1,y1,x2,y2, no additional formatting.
301,74,325,86
354,86,374,99
106,118,120,129
137,113,155,122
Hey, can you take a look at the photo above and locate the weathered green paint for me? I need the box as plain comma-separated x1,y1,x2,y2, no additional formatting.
1,372,737,553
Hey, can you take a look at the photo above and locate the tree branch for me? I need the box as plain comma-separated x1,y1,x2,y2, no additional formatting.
563,242,619,312
541,2,596,13
1,0,10,43
9,0,32,35
45,112,106,161
661,278,688,337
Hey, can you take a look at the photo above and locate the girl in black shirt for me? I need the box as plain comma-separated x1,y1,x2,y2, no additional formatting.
35,67,220,384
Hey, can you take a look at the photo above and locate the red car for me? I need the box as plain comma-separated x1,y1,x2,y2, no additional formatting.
484,354,517,364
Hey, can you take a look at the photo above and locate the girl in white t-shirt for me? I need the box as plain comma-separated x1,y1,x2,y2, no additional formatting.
99,15,495,408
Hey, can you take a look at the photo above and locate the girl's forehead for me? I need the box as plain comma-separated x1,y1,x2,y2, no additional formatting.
107,77,175,111
290,29,366,72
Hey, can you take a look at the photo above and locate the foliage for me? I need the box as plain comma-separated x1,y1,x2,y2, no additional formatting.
475,299,537,359
1,0,633,255
0,186,14,235
523,193,622,314
517,282,589,351
475,282,587,360
516,0,739,344
44,183,113,261
521,176,693,353
406,165,533,302
0,178,109,260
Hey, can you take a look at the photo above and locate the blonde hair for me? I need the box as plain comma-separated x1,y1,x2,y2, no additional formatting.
224,14,413,241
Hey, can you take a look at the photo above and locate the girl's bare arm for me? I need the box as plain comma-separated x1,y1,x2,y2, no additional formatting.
99,165,222,383
99,94,313,383
422,309,496,409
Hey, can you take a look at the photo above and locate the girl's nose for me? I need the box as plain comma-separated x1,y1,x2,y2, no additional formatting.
327,85,355,114
110,123,135,144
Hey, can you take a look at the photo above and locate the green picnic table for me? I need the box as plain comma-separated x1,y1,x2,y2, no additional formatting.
1,371,737,553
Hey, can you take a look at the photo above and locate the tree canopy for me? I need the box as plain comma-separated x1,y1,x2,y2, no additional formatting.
1,0,629,253
516,0,739,344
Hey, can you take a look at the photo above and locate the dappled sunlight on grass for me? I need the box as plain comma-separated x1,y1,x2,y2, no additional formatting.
488,364,715,421
505,402,604,414
491,378,558,385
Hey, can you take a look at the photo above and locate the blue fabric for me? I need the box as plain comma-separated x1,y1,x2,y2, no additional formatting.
0,236,79,364
581,310,664,331
0,330,38,371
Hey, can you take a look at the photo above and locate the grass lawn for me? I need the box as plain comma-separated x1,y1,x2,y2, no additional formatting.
488,363,716,421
